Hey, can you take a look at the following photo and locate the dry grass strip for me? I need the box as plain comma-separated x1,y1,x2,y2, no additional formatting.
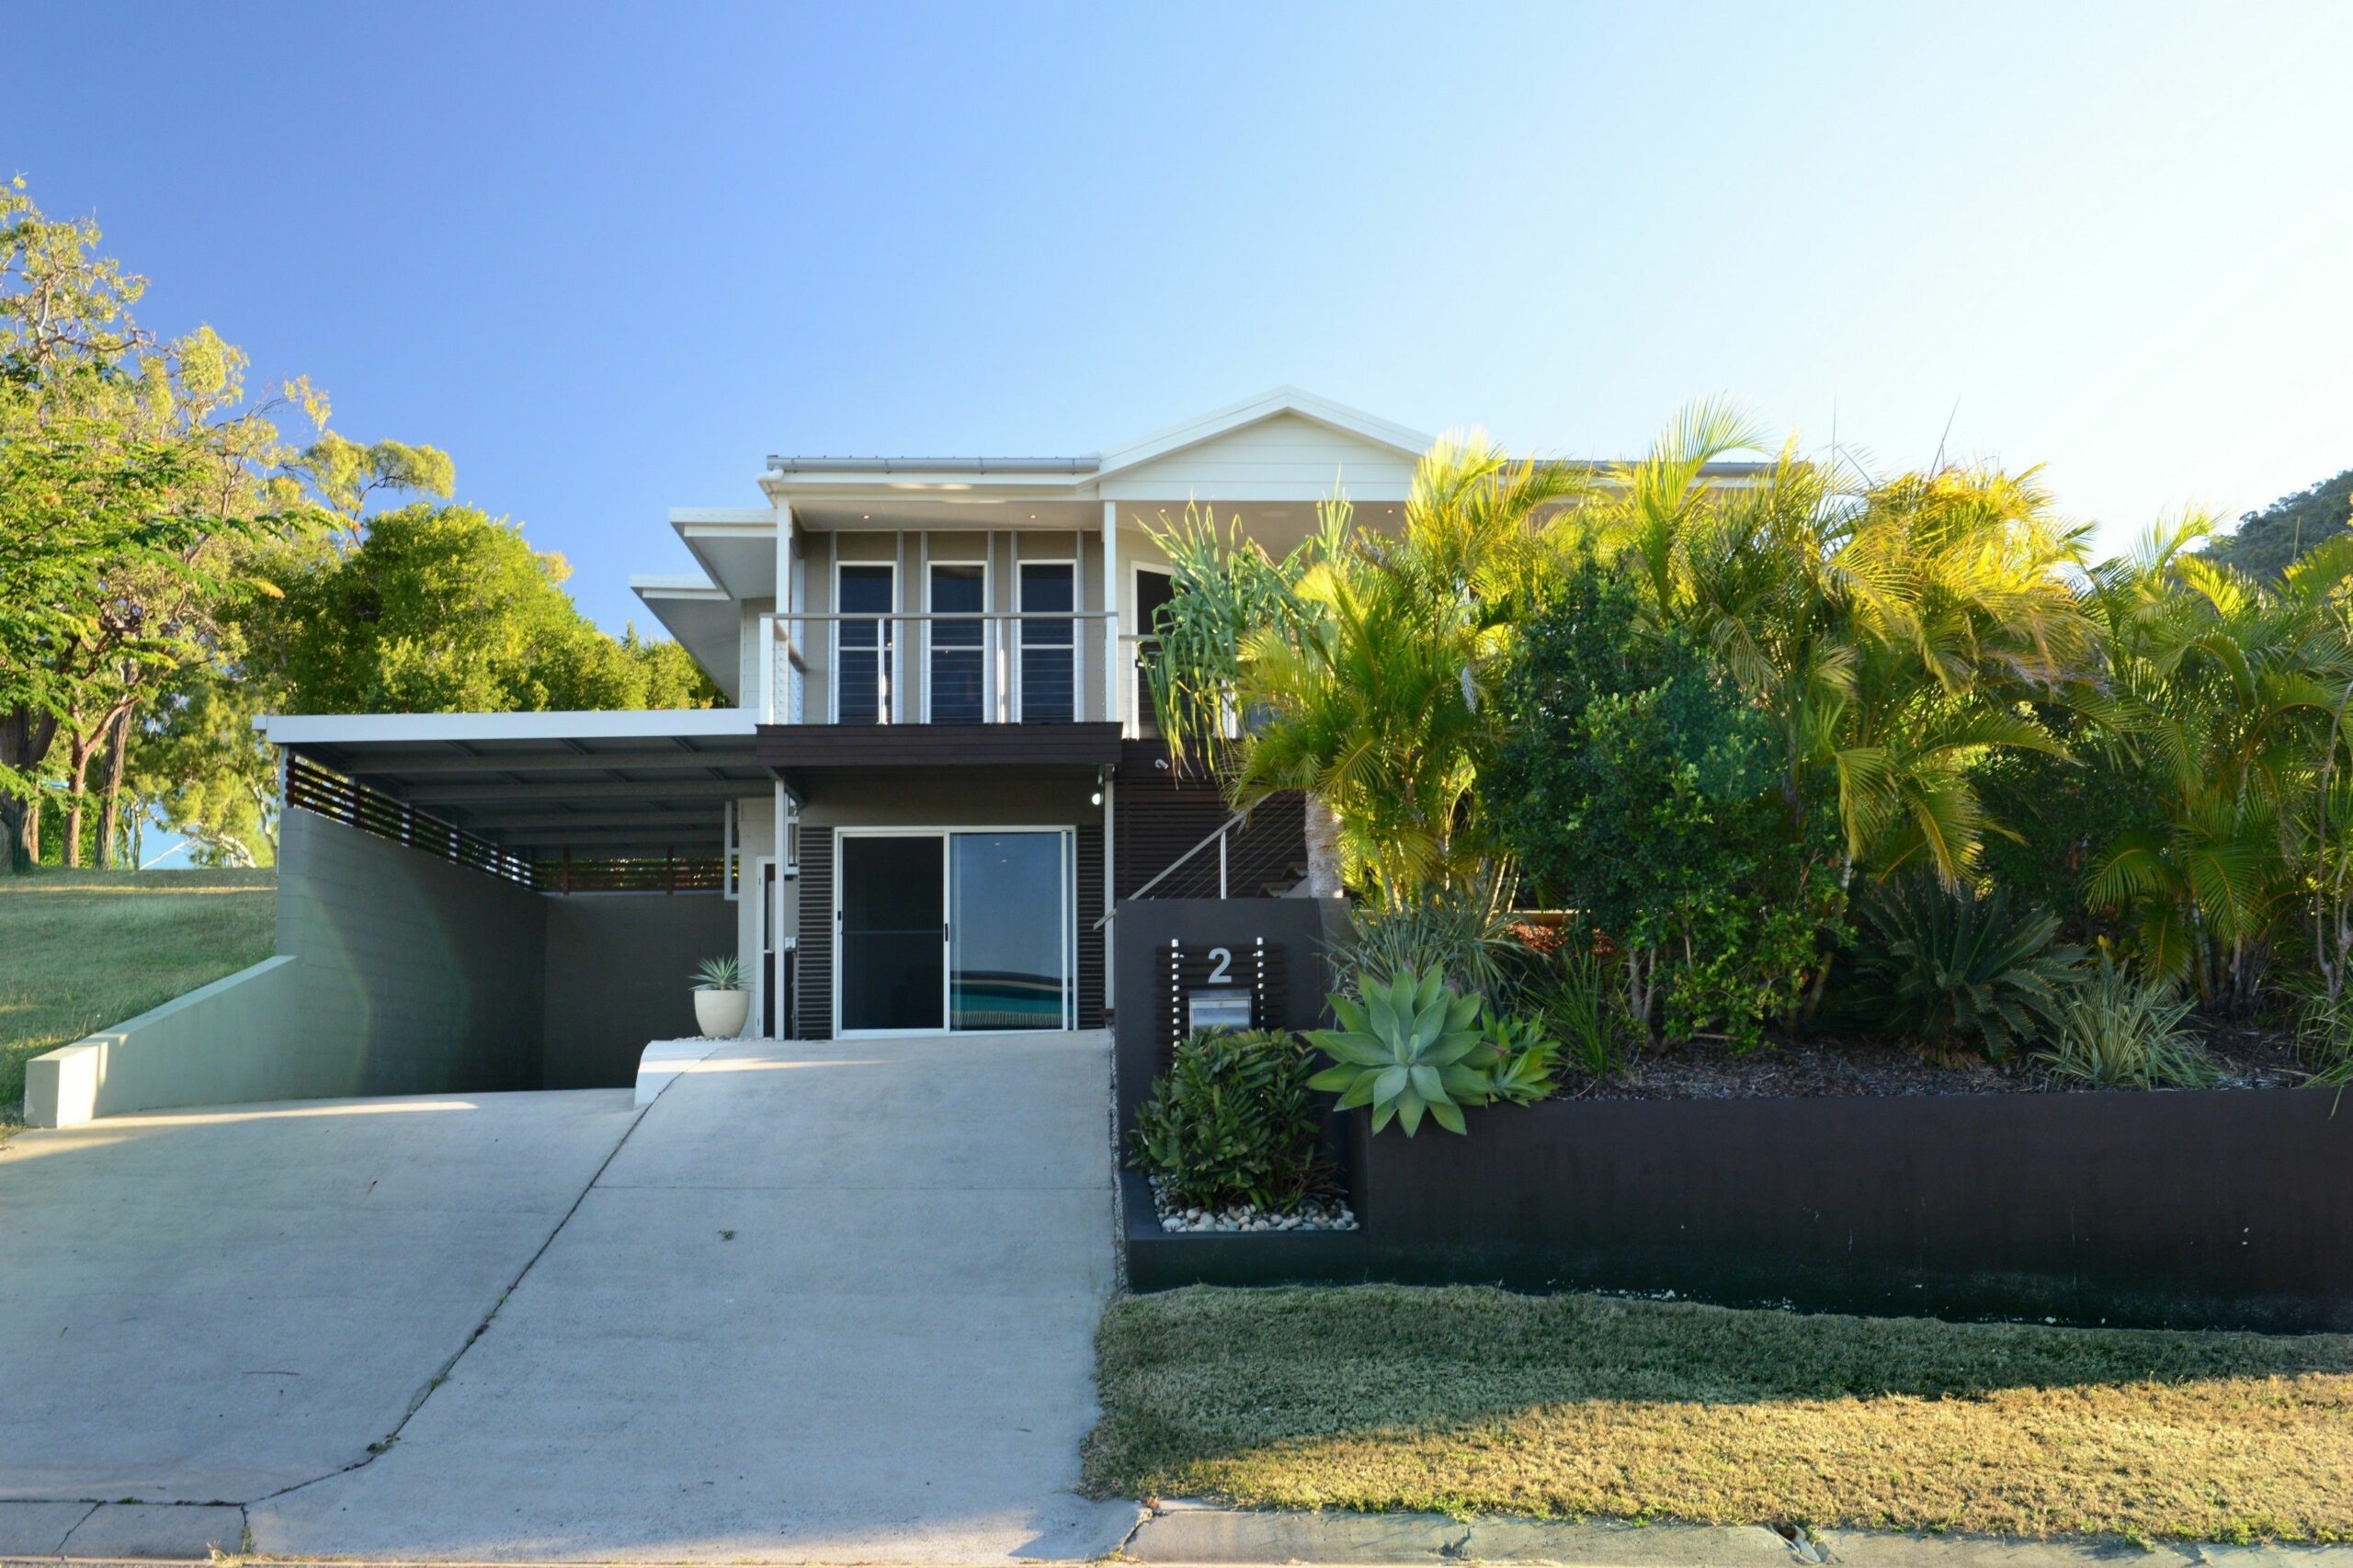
1085,1285,2353,1544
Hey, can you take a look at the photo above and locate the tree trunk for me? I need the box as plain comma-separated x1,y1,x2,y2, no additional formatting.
97,711,131,870
62,733,98,869
1,707,60,872
1302,792,1344,898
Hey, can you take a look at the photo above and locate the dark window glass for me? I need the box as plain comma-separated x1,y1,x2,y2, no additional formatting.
837,565,893,724
929,563,985,722
838,835,942,1031
1019,562,1074,723
1132,569,1176,729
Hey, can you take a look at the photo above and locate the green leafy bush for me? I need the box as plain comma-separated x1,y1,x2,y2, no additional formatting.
1307,967,1490,1135
1129,1028,1328,1212
1842,877,2082,1060
1492,561,1838,1050
2034,956,2221,1089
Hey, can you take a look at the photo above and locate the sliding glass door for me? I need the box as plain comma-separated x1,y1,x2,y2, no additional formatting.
837,835,945,1032
835,828,1073,1034
949,832,1070,1029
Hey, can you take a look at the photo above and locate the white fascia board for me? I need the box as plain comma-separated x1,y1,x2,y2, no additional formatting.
631,573,727,598
262,710,758,745
668,508,775,527
1093,386,1436,480
757,469,1097,500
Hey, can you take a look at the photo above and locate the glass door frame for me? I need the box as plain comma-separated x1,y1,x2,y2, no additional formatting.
831,824,1075,1038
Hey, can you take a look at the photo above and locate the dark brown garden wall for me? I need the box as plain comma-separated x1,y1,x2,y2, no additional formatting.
1358,1087,2353,1332
1114,897,2353,1331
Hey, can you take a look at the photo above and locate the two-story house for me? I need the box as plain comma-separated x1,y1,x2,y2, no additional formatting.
176,389,1423,1111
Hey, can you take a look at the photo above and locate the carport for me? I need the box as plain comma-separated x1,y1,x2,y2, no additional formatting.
257,710,788,1094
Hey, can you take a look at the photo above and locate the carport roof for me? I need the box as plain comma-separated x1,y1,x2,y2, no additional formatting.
262,711,770,858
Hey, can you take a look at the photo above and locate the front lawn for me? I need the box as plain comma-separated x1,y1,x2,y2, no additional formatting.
0,869,277,1121
1086,1285,2353,1546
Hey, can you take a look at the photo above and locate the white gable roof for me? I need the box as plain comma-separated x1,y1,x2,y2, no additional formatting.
1094,386,1432,480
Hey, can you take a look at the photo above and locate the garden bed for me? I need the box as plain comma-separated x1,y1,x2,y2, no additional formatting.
1569,1024,2307,1100
1086,1284,2353,1546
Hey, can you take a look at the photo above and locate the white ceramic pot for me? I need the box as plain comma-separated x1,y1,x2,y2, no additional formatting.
693,987,750,1039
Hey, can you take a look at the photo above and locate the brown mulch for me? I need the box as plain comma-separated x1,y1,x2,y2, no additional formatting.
1570,1022,2312,1100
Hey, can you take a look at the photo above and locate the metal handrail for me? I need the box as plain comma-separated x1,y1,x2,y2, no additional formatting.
1092,807,1250,931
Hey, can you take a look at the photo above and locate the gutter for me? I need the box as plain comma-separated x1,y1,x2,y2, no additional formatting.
765,455,1101,476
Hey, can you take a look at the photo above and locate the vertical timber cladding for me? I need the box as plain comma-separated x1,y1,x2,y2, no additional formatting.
795,827,835,1040
1113,739,1306,896
1076,824,1105,1028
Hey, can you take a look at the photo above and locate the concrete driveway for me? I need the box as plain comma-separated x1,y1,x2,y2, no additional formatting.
0,1087,640,1552
1,1029,1130,1562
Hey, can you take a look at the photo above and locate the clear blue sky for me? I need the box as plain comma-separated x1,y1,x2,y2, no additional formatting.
13,1,2352,631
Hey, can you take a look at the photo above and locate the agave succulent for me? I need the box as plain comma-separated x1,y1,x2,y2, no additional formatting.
1306,967,1489,1134
1475,1009,1561,1105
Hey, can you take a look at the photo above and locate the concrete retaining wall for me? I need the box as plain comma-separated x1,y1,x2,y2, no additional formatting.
24,957,305,1127
26,809,749,1125
27,810,549,1125
275,807,548,1096
542,892,736,1088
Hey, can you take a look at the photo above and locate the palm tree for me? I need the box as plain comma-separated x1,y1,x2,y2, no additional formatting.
1569,402,2098,888
1142,437,1583,902
2083,521,2353,1006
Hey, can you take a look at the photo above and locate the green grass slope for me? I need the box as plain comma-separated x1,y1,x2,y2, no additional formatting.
1,869,277,1122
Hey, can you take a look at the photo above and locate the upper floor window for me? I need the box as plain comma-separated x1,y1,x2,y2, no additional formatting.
1018,561,1074,723
836,563,894,724
928,562,986,722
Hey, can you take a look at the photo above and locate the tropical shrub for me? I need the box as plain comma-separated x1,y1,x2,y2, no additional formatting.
1128,1028,1328,1212
1493,559,1834,1049
1324,889,1513,1000
1306,967,1491,1135
1840,877,2082,1060
2034,956,2220,1089
1523,945,1629,1080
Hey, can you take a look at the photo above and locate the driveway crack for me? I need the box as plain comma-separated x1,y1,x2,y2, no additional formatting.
249,1101,654,1505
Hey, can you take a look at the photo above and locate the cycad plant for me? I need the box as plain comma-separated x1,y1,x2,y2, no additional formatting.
1843,876,2082,1060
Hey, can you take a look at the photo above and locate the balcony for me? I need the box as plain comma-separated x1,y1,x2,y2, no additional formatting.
751,608,1129,797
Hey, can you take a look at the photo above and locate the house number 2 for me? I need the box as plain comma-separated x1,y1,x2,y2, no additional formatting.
1206,947,1233,984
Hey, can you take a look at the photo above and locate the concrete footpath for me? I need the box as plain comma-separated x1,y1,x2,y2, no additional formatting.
4,1499,2350,1565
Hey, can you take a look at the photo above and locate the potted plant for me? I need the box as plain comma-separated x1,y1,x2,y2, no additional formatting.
690,955,749,1039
